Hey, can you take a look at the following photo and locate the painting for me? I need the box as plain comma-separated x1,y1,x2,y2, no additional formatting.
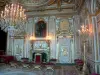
35,21,46,37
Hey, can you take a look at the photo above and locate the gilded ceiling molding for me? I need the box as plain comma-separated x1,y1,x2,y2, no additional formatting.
47,0,74,11
75,0,84,11
63,0,73,4
97,0,100,9
47,0,56,5
0,0,9,11
18,0,51,7
87,0,100,16
95,9,100,16
57,0,62,10
95,0,100,16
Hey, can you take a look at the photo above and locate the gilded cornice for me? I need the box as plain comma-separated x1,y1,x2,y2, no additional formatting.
0,0,9,11
88,9,100,17
57,0,62,9
93,0,100,16
63,0,74,4
95,9,100,16
48,0,74,5
48,0,56,5
75,0,85,12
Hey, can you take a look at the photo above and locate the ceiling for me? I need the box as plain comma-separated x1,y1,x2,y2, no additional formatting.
0,0,9,11
0,0,85,17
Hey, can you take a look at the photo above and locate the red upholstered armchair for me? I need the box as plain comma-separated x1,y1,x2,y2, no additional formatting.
74,59,84,71
0,50,15,64
4,56,15,63
74,59,84,66
0,55,15,64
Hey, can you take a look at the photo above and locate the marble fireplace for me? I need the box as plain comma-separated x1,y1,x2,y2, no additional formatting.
31,40,50,62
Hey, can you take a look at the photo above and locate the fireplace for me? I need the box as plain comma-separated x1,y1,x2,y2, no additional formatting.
35,53,42,63
31,40,50,62
32,52,47,63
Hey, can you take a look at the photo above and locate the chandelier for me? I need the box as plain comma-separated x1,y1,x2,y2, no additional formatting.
0,3,27,36
0,3,26,30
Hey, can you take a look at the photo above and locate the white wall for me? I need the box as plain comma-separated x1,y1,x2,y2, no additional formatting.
7,16,74,62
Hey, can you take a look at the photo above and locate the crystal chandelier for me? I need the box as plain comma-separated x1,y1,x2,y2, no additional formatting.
0,3,26,31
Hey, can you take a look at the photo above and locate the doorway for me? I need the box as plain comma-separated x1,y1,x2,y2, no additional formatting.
58,37,74,63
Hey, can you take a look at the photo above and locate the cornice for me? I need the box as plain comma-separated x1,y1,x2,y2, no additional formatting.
26,11,76,18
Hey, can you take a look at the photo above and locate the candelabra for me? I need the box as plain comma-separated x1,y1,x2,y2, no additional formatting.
78,25,89,75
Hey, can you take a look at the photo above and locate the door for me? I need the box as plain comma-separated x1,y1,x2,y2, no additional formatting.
58,37,71,63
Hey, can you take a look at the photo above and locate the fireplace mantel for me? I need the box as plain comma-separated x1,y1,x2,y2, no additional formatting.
30,40,50,50
30,40,50,62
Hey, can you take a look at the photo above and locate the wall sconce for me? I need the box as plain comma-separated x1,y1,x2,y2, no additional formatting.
46,36,52,40
29,36,36,40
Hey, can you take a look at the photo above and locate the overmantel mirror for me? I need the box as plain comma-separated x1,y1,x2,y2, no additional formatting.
35,20,47,38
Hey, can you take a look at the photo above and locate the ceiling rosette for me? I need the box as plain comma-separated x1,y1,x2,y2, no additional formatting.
18,0,51,7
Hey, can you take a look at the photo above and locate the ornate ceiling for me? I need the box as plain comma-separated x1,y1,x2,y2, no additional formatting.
19,0,50,7
0,0,84,36
0,0,85,17
0,0,9,11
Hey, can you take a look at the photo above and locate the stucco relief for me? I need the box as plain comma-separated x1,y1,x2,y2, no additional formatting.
15,44,22,55
56,18,73,35
61,46,68,56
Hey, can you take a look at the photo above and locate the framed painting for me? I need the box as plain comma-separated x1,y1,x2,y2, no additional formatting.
35,21,47,38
